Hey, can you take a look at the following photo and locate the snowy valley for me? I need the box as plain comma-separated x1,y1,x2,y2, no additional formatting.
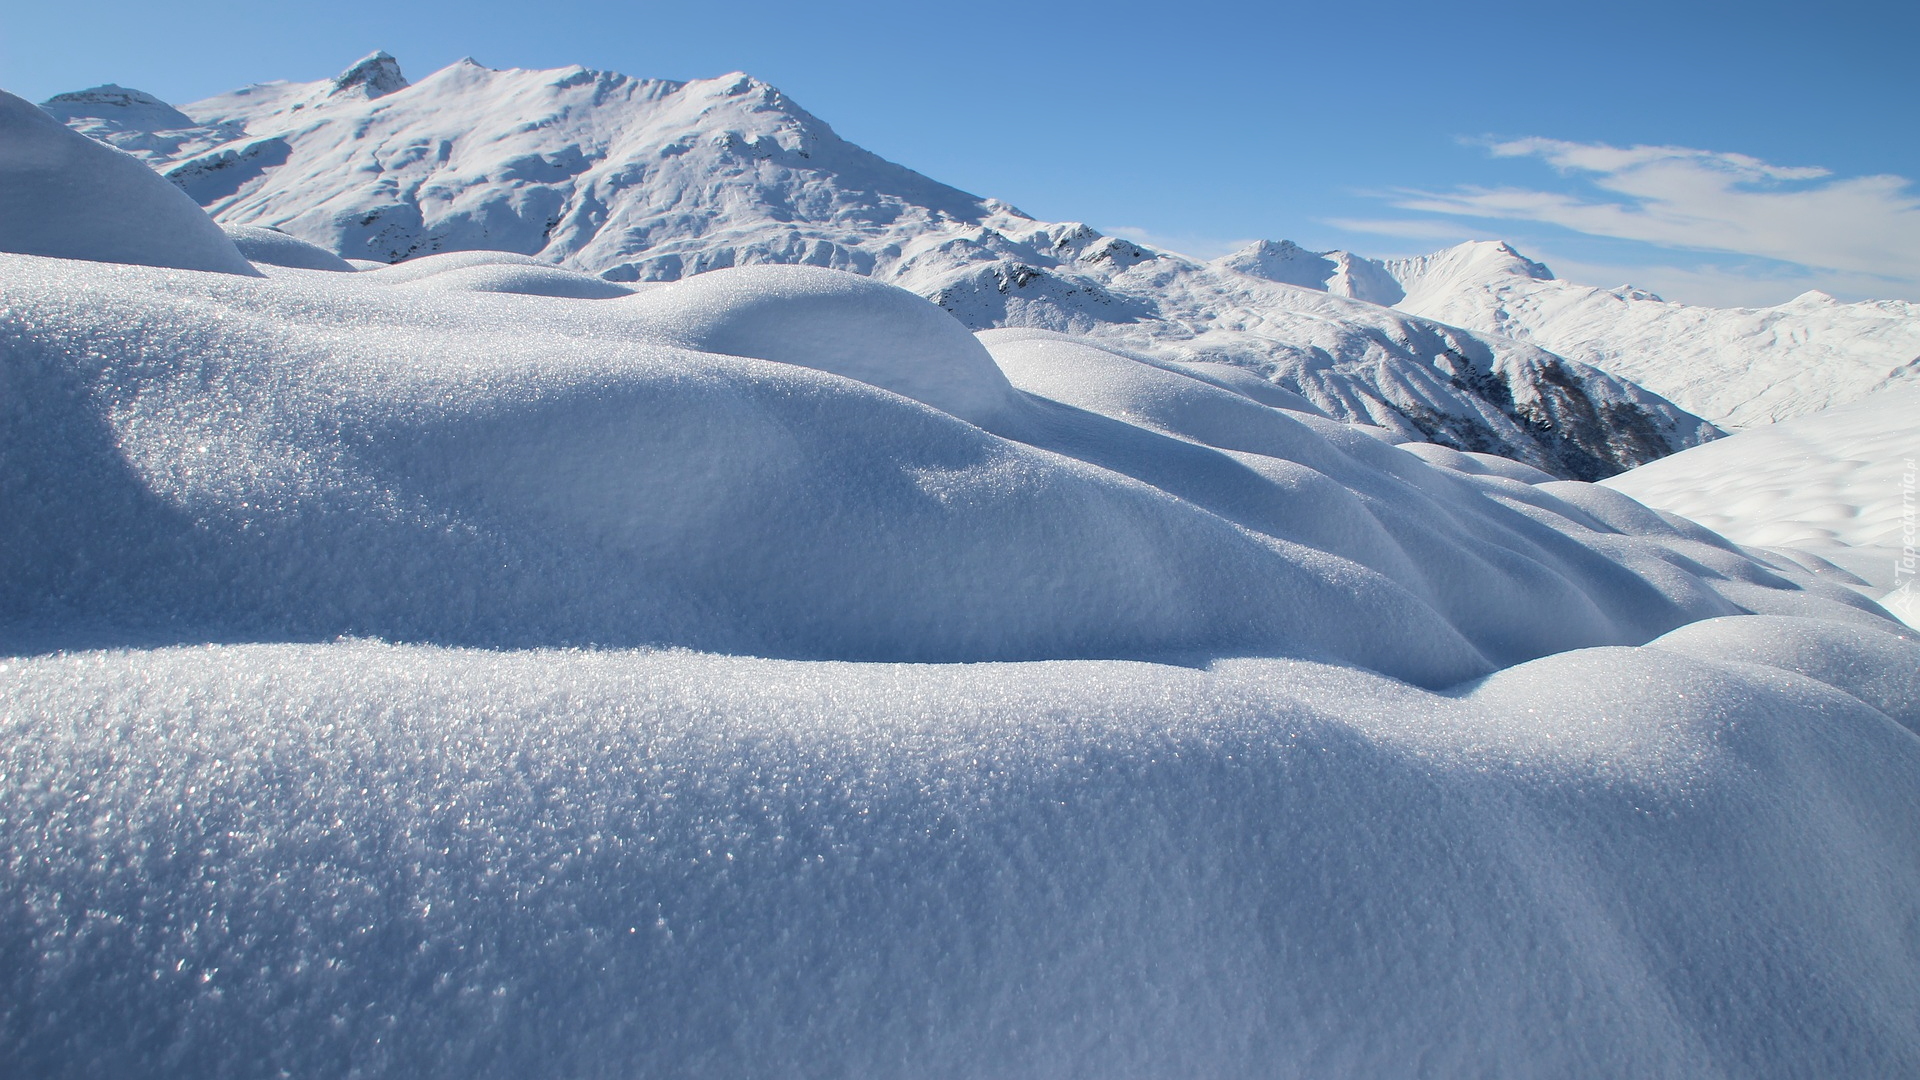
1,51,1918,1079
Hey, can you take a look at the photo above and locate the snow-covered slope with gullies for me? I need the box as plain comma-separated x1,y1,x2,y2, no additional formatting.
1220,238,1920,429
42,53,1714,480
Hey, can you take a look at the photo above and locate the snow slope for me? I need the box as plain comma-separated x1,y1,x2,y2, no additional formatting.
1606,381,1920,624
40,55,1716,479
1221,239,1920,428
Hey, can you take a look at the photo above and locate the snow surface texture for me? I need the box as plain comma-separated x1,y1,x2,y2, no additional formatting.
1607,381,1920,625
5,627,1920,1079
39,56,1716,480
0,90,256,276
1223,239,1920,429
8,60,1920,1079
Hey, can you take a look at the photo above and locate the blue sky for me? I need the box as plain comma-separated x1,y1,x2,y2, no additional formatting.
4,0,1915,305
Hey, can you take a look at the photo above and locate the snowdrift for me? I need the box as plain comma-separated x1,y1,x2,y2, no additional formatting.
0,90,257,276
223,223,356,271
0,255,1876,680
2,213,1918,1072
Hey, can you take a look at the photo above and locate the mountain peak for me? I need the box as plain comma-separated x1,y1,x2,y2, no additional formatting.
1246,239,1315,259
42,84,172,109
331,51,408,99
1213,240,1406,305
1791,289,1838,304
1453,240,1555,281
38,84,196,129
689,71,788,109
1216,239,1329,275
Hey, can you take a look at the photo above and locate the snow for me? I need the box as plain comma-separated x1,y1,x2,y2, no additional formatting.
624,265,1018,424
395,261,639,298
1606,381,1920,624
43,56,1719,479
1217,239,1406,306
1225,238,1920,429
0,90,258,275
5,55,1920,1079
1391,247,1920,429
37,82,198,137
330,49,409,98
7,251,1846,681
223,223,355,271
3,625,1917,1077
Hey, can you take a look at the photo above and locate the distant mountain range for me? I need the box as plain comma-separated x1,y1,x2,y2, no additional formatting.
44,51,1910,475
1220,239,1920,428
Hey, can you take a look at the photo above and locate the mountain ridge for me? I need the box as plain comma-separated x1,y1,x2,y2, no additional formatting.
1218,238,1920,427
38,52,1723,479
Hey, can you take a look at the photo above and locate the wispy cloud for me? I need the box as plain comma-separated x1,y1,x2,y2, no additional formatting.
1319,217,1483,244
1388,138,1920,297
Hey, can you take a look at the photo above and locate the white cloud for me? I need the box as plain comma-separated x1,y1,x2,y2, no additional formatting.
1389,139,1920,297
1485,138,1831,183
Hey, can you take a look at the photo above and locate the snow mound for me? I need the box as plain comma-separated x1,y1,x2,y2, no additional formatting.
2,632,1917,1077
4,254,1888,681
975,328,1868,665
1395,441,1559,483
623,265,1019,425
0,90,257,275
223,223,355,271
1650,615,1920,733
359,248,549,281
396,261,636,298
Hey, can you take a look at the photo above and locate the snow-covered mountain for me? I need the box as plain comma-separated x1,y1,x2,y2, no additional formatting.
1220,238,1920,428
8,75,1920,1080
41,52,1717,480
